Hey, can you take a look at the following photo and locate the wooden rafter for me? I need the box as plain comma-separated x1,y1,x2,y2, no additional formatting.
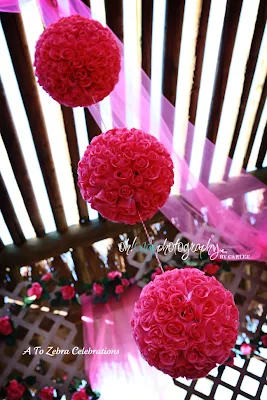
162,0,185,106
0,77,45,237
229,0,267,159
0,173,26,246
0,12,68,233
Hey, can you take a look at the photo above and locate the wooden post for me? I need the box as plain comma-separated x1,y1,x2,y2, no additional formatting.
72,247,92,283
0,12,67,233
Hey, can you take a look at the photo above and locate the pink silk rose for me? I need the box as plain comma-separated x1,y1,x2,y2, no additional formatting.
41,273,53,281
203,263,220,275
0,316,13,336
107,271,122,280
115,285,124,295
240,343,253,355
121,278,130,287
6,380,25,400
93,283,104,296
27,282,43,299
71,389,88,400
38,387,55,400
60,285,75,300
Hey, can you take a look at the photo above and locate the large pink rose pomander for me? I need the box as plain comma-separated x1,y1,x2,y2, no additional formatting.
78,128,174,224
131,268,239,380
34,15,121,107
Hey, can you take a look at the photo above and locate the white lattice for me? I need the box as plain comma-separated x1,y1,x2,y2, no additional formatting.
0,282,86,395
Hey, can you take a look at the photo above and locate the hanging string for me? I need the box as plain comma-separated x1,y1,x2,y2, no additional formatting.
137,211,164,274
91,96,108,132
91,96,164,274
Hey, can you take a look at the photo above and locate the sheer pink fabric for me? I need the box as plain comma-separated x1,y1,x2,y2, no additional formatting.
37,0,267,261
0,0,20,12
82,286,180,399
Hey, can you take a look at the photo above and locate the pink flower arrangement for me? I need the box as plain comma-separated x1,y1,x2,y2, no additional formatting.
34,15,121,107
240,343,253,355
78,128,174,224
0,316,13,336
41,273,53,282
60,285,76,300
115,285,124,295
107,271,122,280
27,282,43,299
203,263,220,276
71,388,88,400
93,283,104,296
131,268,239,380
38,387,55,400
121,278,130,287
6,380,25,400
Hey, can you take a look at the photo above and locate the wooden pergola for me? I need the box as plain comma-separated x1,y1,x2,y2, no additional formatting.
0,0,266,270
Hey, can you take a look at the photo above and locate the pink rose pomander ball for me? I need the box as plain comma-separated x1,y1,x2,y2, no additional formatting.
78,127,174,224
34,15,121,107
131,268,239,380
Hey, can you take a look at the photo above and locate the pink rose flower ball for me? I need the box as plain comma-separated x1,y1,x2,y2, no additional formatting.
131,268,239,380
34,15,121,107
78,128,174,224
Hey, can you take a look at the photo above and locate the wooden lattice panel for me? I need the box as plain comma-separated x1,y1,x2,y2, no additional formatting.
173,261,267,399
0,282,85,394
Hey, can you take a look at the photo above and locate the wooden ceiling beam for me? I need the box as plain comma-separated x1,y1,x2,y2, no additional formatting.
0,12,67,233
0,173,26,246
243,78,267,169
256,128,267,169
229,0,267,159
189,0,211,125
141,0,153,77
162,0,185,106
105,0,123,42
205,0,243,144
0,77,45,237
0,212,165,268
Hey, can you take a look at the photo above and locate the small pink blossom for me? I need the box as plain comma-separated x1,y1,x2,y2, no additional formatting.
115,285,124,295
107,271,122,280
41,273,53,281
27,282,43,299
93,283,104,296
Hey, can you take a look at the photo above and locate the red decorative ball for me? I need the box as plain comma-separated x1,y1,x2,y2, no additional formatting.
131,268,239,380
77,128,174,224
34,15,121,107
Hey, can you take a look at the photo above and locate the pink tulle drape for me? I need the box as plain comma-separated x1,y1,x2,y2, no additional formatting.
37,0,267,261
0,0,20,12
82,286,181,399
